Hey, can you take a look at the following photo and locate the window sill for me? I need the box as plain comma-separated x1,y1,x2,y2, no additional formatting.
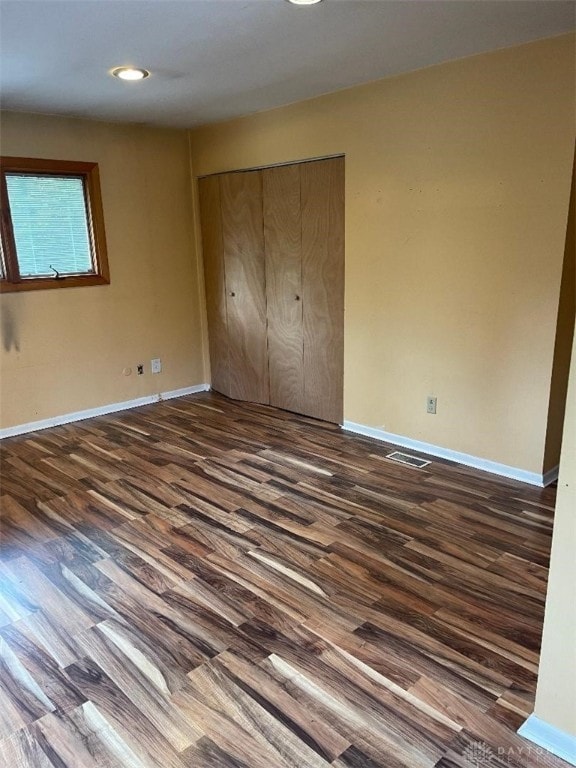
0,275,110,293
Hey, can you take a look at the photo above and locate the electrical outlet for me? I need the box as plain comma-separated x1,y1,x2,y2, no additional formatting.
151,358,162,374
137,364,144,375
426,396,437,414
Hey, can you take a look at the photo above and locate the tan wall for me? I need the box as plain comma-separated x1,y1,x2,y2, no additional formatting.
534,327,576,736
190,35,575,474
0,113,206,428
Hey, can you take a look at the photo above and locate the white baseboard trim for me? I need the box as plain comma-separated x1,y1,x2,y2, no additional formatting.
542,466,560,487
160,384,210,401
342,421,555,487
0,384,210,439
518,714,576,766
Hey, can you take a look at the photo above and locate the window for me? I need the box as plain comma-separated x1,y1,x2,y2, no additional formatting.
0,157,110,292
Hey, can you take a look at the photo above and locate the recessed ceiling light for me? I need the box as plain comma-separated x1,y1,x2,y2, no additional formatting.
286,0,323,5
111,67,150,81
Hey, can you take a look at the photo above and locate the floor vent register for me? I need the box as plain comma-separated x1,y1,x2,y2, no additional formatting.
385,451,431,469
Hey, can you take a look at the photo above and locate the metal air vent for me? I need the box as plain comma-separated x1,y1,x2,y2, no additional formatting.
385,451,430,469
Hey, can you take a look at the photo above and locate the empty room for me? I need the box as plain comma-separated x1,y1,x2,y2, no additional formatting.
0,1,575,766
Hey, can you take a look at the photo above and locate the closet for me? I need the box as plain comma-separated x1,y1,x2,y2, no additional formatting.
198,156,344,423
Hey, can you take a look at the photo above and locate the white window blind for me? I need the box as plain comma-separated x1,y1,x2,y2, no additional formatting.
5,173,94,277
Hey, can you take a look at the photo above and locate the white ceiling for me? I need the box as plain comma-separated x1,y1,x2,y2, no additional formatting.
0,0,574,129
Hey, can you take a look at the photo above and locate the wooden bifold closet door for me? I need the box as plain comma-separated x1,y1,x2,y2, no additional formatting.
262,164,304,416
198,172,269,404
199,156,344,424
300,158,344,424
220,172,269,404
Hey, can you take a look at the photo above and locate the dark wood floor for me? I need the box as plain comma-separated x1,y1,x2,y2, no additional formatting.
0,392,566,767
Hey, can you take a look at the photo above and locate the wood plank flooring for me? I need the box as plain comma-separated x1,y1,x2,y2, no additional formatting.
0,392,566,767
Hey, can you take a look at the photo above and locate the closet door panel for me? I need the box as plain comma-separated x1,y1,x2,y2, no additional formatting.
198,176,229,397
220,171,269,404
263,165,304,414
301,157,345,423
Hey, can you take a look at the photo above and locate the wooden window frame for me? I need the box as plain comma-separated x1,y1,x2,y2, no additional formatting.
0,156,110,293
